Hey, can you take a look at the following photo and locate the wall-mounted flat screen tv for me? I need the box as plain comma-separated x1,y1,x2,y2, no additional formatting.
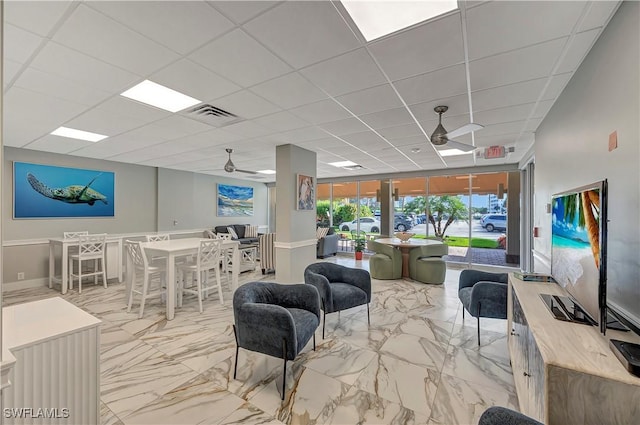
551,180,607,333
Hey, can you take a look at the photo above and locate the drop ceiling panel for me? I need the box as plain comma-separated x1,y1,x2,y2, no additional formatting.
578,1,620,32
336,84,404,116
389,135,431,148
250,72,327,109
139,115,214,142
4,23,43,64
473,103,537,126
408,94,470,121
555,29,600,74
393,64,467,106
359,107,415,130
470,38,567,91
28,135,93,154
4,0,74,37
341,132,389,150
477,121,528,138
465,1,583,61
377,123,424,141
212,90,281,119
189,28,292,87
471,78,548,111
277,126,328,143
474,133,521,147
368,11,464,81
543,73,573,99
4,87,88,147
13,67,112,106
318,118,371,136
300,48,387,97
4,60,22,88
532,100,555,119
84,96,171,130
150,59,240,102
212,1,281,25
52,5,179,75
222,121,273,138
242,1,360,69
252,111,310,132
289,100,352,125
30,42,140,92
90,1,234,54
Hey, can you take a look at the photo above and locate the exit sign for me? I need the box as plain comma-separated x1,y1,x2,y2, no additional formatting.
484,145,506,159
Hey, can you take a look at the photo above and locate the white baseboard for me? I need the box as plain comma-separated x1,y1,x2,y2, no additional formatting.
3,278,49,292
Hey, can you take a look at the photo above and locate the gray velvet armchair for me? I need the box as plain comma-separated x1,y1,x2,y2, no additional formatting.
458,269,508,345
233,281,320,400
304,263,371,338
478,407,542,425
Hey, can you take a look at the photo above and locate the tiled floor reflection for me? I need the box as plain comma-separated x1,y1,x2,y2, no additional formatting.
4,257,519,425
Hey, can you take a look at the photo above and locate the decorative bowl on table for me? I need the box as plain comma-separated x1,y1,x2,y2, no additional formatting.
394,232,415,242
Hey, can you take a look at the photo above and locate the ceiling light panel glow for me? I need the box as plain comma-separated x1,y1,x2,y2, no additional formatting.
121,80,201,113
438,148,473,157
50,126,108,142
329,160,358,167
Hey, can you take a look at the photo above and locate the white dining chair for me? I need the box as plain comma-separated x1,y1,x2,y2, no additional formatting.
64,231,89,238
125,240,167,318
215,233,233,281
177,239,224,312
68,233,107,294
146,234,170,242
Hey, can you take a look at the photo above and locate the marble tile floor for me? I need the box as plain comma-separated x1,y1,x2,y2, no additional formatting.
3,259,519,425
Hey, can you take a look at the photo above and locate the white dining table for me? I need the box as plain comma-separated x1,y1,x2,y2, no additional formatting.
139,238,240,320
49,236,123,294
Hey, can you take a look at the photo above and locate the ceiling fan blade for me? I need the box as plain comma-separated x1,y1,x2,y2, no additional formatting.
445,123,483,139
443,139,478,152
236,169,257,175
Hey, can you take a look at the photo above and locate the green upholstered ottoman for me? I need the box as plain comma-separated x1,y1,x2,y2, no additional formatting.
414,257,446,284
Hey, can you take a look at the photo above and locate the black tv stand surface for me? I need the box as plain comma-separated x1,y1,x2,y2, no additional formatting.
539,293,596,325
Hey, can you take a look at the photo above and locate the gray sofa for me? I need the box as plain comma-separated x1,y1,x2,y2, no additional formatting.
214,224,258,245
316,227,339,258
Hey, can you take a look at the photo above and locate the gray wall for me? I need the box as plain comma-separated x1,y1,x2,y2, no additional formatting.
533,2,640,325
2,147,268,285
157,168,268,231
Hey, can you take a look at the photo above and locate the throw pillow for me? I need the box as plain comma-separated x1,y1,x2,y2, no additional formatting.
245,225,258,238
316,227,330,240
227,226,239,239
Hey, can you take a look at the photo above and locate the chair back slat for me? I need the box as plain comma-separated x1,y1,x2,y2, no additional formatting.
125,240,149,269
64,231,88,239
198,239,221,268
146,234,170,242
77,234,106,257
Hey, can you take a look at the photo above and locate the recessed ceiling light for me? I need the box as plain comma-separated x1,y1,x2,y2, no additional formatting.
341,0,458,41
439,149,474,157
257,169,276,175
120,80,201,113
50,126,108,142
329,160,357,167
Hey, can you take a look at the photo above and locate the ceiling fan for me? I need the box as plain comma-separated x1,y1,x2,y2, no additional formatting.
223,148,257,174
430,106,484,152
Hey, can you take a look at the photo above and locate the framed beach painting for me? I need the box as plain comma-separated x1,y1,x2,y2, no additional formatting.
217,184,254,216
296,174,315,211
13,162,115,219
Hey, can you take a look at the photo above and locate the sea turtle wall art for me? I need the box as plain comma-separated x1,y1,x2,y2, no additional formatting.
14,162,115,218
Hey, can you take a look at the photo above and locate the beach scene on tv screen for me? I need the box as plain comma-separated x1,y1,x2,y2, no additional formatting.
552,187,601,322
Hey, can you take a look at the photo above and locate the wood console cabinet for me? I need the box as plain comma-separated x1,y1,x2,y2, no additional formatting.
507,274,640,424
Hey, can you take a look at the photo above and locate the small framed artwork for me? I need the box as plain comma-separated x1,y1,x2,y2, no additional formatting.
13,161,115,219
296,174,315,210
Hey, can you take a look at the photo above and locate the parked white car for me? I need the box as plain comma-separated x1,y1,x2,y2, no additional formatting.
338,217,381,233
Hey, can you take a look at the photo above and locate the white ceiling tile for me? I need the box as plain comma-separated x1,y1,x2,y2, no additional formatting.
189,28,292,87
556,29,600,74
578,1,620,32
243,1,360,69
359,107,415,130
341,132,389,151
466,1,584,60
27,134,93,154
393,64,467,106
532,100,555,119
289,100,352,125
302,137,348,150
474,133,521,147
543,73,573,99
469,38,567,91
150,59,239,102
336,84,403,116
250,72,327,109
408,94,470,122
52,4,179,75
277,126,328,143
212,1,280,24
30,42,140,92
92,96,171,126
300,48,387,97
388,135,430,148
13,67,112,106
472,78,548,111
473,103,537,126
377,123,424,141
145,115,215,141
90,1,234,54
477,121,527,138
4,59,24,87
4,0,74,37
252,111,309,132
368,11,464,81
213,90,281,119
318,118,371,136
4,23,43,64
419,114,471,137
222,121,273,138
4,87,88,147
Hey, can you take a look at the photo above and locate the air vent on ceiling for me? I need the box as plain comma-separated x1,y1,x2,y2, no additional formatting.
182,104,244,127
344,164,365,170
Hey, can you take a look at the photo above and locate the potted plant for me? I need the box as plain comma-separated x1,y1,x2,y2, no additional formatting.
354,237,365,260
